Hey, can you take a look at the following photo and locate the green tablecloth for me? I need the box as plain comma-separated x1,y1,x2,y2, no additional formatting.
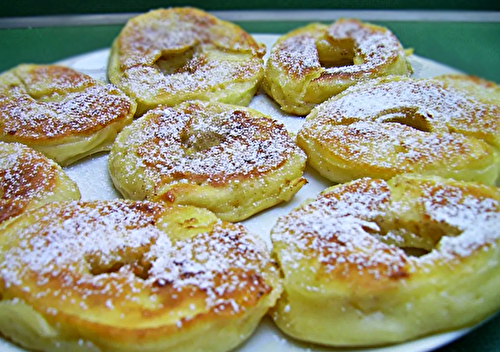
0,11,499,352
1,20,499,83
1,0,498,17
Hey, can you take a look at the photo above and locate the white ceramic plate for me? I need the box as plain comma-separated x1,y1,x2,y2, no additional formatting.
1,34,476,352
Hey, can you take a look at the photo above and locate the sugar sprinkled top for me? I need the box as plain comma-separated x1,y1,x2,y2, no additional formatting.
15,65,95,97
0,65,134,141
310,77,500,145
303,120,492,173
145,220,272,307
122,58,261,101
0,201,276,319
118,8,262,68
271,19,404,79
115,101,305,186
423,183,499,231
114,8,264,103
0,142,76,223
417,180,500,264
299,76,500,179
325,19,403,75
270,34,320,77
272,178,408,280
272,177,500,281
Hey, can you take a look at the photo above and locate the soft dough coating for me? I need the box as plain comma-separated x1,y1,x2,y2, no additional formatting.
108,100,307,222
271,175,500,346
0,142,80,224
297,75,500,185
0,64,136,166
108,7,266,116
0,201,282,352
263,18,411,115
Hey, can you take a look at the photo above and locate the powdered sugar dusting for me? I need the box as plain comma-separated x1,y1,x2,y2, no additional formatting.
0,66,134,140
114,8,264,106
16,65,95,97
312,77,500,142
270,34,320,77
272,178,409,279
423,184,499,231
299,76,500,179
0,142,78,223
430,215,500,262
1,202,161,286
113,101,305,186
325,18,403,75
118,8,261,68
123,57,261,101
306,120,491,172
0,201,276,318
417,180,500,264
271,19,404,79
272,177,500,280
146,220,272,308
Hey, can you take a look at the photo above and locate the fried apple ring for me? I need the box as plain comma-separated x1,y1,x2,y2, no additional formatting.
108,100,307,222
271,175,500,346
0,142,80,224
263,18,412,115
0,201,282,352
0,64,136,166
108,7,266,116
297,75,500,185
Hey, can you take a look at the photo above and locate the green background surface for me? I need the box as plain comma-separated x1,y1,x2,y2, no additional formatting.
0,4,500,352
1,0,499,17
1,21,499,83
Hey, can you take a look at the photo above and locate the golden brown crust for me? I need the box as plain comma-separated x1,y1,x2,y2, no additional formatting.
271,175,500,346
0,142,80,224
108,101,307,221
108,7,265,115
0,64,136,165
262,18,411,115
0,201,282,352
297,75,500,185
116,8,263,68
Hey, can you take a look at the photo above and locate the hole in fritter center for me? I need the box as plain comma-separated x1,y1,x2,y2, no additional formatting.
377,110,432,133
316,38,355,68
156,48,206,75
400,247,430,257
180,129,227,155
87,257,152,280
